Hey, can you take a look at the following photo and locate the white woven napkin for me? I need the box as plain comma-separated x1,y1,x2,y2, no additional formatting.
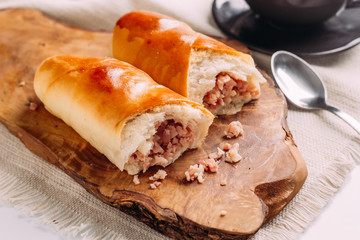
0,0,359,239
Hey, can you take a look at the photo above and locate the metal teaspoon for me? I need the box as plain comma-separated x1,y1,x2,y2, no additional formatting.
271,50,360,135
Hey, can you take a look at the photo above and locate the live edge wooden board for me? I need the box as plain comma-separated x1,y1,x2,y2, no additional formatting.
0,9,307,240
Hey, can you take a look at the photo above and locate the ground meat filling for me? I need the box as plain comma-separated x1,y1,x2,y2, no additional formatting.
128,119,195,172
203,72,260,111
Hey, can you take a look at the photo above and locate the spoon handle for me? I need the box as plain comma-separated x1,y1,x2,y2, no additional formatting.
325,105,360,135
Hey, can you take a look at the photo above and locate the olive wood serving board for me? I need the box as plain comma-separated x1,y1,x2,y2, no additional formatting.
0,9,307,240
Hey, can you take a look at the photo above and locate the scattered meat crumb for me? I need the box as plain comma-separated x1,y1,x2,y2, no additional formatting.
224,121,243,138
220,210,227,216
150,181,161,189
29,102,38,111
133,175,140,185
219,142,232,151
199,158,219,173
19,81,26,87
185,164,205,183
148,169,167,189
208,147,225,160
149,169,167,181
225,143,242,163
197,173,205,183
220,180,227,186
184,139,244,184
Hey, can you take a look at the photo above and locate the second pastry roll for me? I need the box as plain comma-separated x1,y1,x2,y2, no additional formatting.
113,11,266,115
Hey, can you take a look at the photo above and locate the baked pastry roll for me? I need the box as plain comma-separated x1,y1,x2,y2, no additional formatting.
34,56,214,175
113,11,266,115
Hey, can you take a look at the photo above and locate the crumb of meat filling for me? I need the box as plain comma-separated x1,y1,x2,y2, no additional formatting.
220,210,227,216
148,169,167,189
133,175,140,185
220,180,227,186
208,147,225,160
219,142,232,151
150,181,161,189
185,157,219,183
225,143,242,163
29,102,38,111
149,169,167,181
185,164,205,183
199,158,219,173
224,121,243,138
185,141,243,184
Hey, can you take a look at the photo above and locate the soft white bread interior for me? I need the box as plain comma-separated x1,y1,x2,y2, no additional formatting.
188,49,266,115
121,104,212,175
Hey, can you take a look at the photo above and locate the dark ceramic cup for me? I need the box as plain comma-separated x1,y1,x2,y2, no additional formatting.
244,0,351,26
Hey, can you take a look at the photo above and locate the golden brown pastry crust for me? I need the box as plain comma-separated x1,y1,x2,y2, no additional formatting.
112,11,254,98
34,56,214,173
36,55,212,129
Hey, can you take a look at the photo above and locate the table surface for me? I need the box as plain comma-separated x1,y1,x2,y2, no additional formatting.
1,166,359,240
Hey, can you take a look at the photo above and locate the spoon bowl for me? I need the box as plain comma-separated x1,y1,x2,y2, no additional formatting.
271,50,360,134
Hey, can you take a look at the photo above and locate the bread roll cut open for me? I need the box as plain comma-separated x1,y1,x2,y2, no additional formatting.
34,56,214,175
113,11,266,115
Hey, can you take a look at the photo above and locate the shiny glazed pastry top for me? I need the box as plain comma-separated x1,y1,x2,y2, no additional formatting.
34,56,214,174
113,11,266,115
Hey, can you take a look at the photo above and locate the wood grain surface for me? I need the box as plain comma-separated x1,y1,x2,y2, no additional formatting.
0,9,307,239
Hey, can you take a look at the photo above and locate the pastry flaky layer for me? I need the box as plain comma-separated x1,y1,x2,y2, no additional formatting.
34,56,214,175
113,11,266,115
